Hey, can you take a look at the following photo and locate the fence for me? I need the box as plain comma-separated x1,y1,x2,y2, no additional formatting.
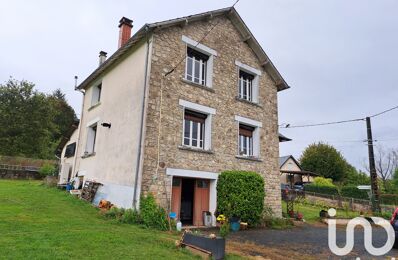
286,190,396,213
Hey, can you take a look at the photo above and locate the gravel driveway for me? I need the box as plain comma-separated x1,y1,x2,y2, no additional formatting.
229,223,398,259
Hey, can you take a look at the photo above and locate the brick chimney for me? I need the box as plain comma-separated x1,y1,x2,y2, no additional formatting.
118,17,133,48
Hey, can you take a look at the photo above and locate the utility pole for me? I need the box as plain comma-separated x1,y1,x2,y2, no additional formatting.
366,117,380,212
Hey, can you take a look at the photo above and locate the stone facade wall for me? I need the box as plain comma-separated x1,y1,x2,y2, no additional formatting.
141,16,282,217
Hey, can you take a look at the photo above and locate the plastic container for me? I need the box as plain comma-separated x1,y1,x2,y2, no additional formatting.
176,220,182,231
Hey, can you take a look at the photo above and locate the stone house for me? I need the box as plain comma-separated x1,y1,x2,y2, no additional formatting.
66,7,290,226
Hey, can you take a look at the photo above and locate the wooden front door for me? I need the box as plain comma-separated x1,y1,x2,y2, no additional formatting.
171,177,182,220
193,179,210,226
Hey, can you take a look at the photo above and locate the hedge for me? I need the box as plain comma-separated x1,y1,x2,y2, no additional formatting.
340,186,369,200
217,170,264,225
304,184,339,196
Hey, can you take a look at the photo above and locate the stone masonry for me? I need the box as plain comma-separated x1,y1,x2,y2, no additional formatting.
140,15,282,217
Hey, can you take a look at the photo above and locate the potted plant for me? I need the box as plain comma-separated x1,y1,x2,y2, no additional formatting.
229,216,240,232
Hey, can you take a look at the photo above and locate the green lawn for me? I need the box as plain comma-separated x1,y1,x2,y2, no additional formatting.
0,180,197,259
282,201,361,223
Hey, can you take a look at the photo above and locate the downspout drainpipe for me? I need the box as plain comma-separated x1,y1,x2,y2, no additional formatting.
132,25,151,209
72,88,85,178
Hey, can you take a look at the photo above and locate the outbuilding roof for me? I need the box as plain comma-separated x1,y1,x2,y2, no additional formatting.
76,7,290,91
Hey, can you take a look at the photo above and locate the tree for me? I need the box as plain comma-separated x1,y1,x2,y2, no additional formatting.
344,165,370,186
366,147,398,192
0,78,76,159
48,88,77,142
392,168,398,191
299,142,349,182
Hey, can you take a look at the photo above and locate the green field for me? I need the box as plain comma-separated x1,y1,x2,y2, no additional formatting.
0,180,197,259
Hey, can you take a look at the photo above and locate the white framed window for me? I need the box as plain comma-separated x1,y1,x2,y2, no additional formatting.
182,35,217,88
179,99,216,150
239,70,254,101
239,124,254,156
235,60,261,103
91,83,102,106
85,119,99,155
183,110,206,149
234,115,262,158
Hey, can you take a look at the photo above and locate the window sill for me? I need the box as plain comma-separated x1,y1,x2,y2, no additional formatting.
235,155,262,162
88,102,101,111
178,145,214,154
181,78,215,93
235,97,262,107
81,152,96,159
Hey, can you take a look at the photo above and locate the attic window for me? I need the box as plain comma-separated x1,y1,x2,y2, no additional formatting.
235,61,261,104
239,70,255,101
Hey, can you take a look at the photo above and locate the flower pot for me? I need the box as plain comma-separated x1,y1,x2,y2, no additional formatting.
229,217,241,232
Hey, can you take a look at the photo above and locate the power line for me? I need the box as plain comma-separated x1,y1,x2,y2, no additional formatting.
370,105,398,118
279,118,364,128
280,104,398,129
164,0,240,77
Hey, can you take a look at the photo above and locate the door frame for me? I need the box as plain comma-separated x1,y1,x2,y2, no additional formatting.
167,168,218,226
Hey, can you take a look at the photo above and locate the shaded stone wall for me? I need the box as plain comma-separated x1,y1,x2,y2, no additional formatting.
0,169,41,180
141,16,282,217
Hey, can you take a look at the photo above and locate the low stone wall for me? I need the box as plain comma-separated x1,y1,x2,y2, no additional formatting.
0,169,41,180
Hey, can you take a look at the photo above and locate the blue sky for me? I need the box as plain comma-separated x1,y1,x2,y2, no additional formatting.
0,0,397,170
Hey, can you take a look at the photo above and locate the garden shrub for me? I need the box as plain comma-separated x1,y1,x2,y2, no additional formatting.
340,186,369,200
216,170,264,225
139,194,168,231
304,184,339,196
312,177,335,187
39,163,56,177
120,208,141,224
103,207,125,220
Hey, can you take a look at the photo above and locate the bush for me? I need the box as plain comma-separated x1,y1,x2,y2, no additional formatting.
304,184,339,196
103,207,125,220
120,208,141,224
217,170,264,226
312,177,335,187
341,186,369,200
139,194,168,231
38,163,56,177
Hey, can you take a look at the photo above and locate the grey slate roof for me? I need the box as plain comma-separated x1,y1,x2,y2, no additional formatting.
279,155,302,170
76,7,289,91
